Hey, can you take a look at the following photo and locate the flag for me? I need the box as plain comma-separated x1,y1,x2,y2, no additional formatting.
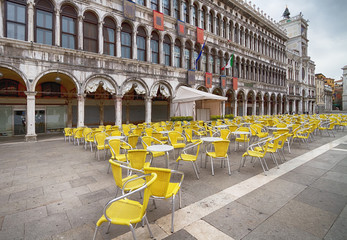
232,77,238,90
177,20,186,37
153,11,164,31
188,70,195,85
195,37,207,70
221,54,234,71
196,27,204,44
205,72,212,88
220,75,226,89
123,0,135,21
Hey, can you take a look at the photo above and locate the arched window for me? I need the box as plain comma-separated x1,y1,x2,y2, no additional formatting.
151,31,159,64
174,39,181,68
192,4,198,27
182,0,189,23
216,16,220,36
209,11,214,33
0,79,19,96
163,0,170,15
61,4,77,49
229,21,233,41
5,0,27,41
222,19,226,38
163,35,171,66
202,48,207,72
194,44,200,70
216,53,221,74
184,42,192,69
234,26,239,44
209,50,215,73
83,11,98,53
137,27,146,61
35,0,54,45
103,17,116,56
201,8,206,30
151,0,158,11
121,22,132,59
173,0,180,19
239,28,243,46
137,0,145,6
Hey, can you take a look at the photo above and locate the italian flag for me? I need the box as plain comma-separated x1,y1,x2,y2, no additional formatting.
221,54,234,71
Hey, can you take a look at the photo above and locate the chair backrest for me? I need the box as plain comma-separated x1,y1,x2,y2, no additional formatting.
213,140,230,157
144,167,172,197
122,124,131,136
133,127,143,136
184,128,194,142
127,135,139,148
220,129,231,140
74,128,84,138
184,140,202,159
127,149,148,170
152,132,164,140
144,128,153,137
141,136,153,149
108,139,121,159
109,160,126,189
95,132,106,145
111,130,122,136
168,131,181,144
228,125,238,133
83,128,92,138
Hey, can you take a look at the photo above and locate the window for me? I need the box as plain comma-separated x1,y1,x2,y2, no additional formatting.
222,19,226,38
208,12,213,33
151,0,158,11
216,55,221,74
151,31,159,64
121,23,132,59
234,27,239,44
35,0,54,45
6,0,26,40
137,0,145,6
192,4,197,27
0,79,19,96
182,0,188,23
216,16,220,36
184,42,191,69
174,39,181,68
173,0,180,19
83,11,98,53
61,5,77,49
137,27,146,61
202,52,207,72
194,44,199,70
41,82,61,97
163,35,171,66
103,17,116,56
163,0,170,15
201,8,206,30
209,53,214,73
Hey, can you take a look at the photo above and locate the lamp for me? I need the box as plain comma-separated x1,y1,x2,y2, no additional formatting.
0,72,3,79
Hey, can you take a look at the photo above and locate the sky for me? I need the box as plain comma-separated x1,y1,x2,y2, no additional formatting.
250,0,347,80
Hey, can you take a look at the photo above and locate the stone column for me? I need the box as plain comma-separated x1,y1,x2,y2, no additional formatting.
27,1,35,42
159,35,164,65
77,94,85,127
99,100,104,125
221,101,225,118
260,100,264,115
0,0,3,37
78,15,84,50
298,99,303,114
67,99,73,127
267,101,271,115
116,28,121,58
55,8,60,46
252,99,256,116
170,42,174,67
234,99,238,116
98,21,104,54
243,99,247,116
132,29,137,60
146,36,151,62
145,96,152,123
25,91,37,142
114,95,122,127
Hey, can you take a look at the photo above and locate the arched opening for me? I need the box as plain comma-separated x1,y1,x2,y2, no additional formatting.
122,81,146,124
151,84,171,122
246,91,254,115
237,91,245,116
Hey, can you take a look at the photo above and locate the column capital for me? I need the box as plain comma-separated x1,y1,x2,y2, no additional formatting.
25,91,37,97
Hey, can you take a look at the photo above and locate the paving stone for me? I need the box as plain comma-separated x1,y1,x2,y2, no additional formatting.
203,201,269,240
259,178,306,199
78,189,112,205
0,223,25,240
292,165,328,177
237,187,292,215
242,215,320,240
270,200,337,238
163,229,197,240
66,201,103,228
330,164,347,174
43,182,72,195
2,206,47,229
324,205,347,240
26,191,62,210
294,186,347,215
24,213,71,240
279,170,318,186
51,223,103,240
310,178,347,196
0,199,27,216
47,195,82,215
60,185,91,199
322,171,347,184
9,186,43,202
69,176,97,188
334,143,347,149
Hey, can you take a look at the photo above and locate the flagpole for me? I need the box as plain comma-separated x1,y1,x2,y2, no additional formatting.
195,37,208,70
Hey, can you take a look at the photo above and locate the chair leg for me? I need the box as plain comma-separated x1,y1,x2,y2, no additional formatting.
226,156,231,175
93,226,99,240
258,157,267,176
129,224,137,240
144,215,154,238
191,162,200,179
210,157,215,176
106,222,111,234
171,196,175,233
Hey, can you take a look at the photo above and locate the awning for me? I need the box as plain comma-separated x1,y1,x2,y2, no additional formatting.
172,86,227,103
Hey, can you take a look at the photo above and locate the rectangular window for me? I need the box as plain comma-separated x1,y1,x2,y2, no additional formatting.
151,40,159,64
173,0,179,19
163,43,170,66
62,16,75,49
104,28,115,56
174,46,181,68
36,10,53,45
6,2,26,40
137,36,146,61
121,32,131,59
137,0,145,5
83,22,97,52
184,49,190,69
163,0,170,15
151,0,158,11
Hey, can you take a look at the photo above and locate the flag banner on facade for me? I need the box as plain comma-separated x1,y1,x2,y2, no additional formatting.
123,0,136,21
153,10,164,31
220,75,226,89
205,72,212,88
177,20,186,37
196,27,204,44
195,37,207,70
188,69,195,85
232,77,238,90
221,54,234,71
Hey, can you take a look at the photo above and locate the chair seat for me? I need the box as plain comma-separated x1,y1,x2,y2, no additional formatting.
122,175,146,192
242,150,264,158
151,151,166,158
111,154,126,162
172,143,186,148
177,154,196,162
206,152,227,158
97,199,143,226
256,133,268,138
235,137,250,142
165,182,180,198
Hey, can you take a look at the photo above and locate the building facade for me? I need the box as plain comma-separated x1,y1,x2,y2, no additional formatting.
279,10,316,114
342,65,347,110
315,73,325,113
1,0,290,141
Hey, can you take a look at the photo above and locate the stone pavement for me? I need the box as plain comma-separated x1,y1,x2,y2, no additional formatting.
0,130,346,240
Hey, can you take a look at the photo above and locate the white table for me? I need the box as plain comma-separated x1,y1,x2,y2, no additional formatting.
106,136,126,141
215,125,230,129
232,131,251,151
147,144,174,168
200,137,223,167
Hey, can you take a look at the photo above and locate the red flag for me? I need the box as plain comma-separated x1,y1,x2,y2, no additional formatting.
205,72,212,88
153,11,164,31
197,27,204,44
232,77,238,90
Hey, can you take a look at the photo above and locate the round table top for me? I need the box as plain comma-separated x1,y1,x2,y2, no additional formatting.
215,125,230,128
106,136,126,140
267,127,288,131
201,137,223,142
160,131,171,134
147,145,174,152
232,131,251,135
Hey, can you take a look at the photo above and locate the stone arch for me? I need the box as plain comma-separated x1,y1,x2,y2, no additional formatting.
121,78,149,97
0,64,29,90
149,81,173,98
83,74,118,95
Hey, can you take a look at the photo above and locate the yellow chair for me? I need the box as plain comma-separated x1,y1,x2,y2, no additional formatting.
85,129,101,152
144,128,153,137
184,128,201,143
141,136,165,165
143,167,184,233
126,149,150,171
82,127,92,150
234,127,251,151
219,129,231,140
107,139,131,173
176,140,202,179
122,124,131,136
152,131,168,143
206,140,231,176
73,127,84,145
122,134,139,150
168,131,186,159
94,132,109,160
110,130,122,136
64,127,73,142
93,165,157,240
240,138,271,175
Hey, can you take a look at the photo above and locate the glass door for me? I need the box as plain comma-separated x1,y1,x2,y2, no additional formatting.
14,110,26,135
35,110,45,134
